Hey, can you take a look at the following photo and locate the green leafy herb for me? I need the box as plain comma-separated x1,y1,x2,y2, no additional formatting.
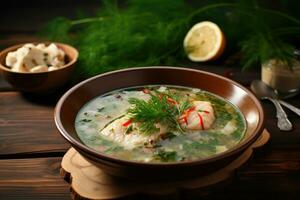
127,94,178,134
104,145,124,153
153,150,181,162
125,125,133,134
99,114,125,132
183,141,216,155
179,99,192,113
163,132,177,140
42,0,300,76
97,107,105,112
240,31,295,70
127,90,190,135
79,119,92,123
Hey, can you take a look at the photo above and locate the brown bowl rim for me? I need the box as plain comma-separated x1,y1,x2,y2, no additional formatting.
0,42,78,74
54,66,265,166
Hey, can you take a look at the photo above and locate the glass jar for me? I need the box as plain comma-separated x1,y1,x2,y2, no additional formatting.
261,58,300,93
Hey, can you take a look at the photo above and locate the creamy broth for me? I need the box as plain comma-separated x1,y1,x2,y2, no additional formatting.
75,86,246,162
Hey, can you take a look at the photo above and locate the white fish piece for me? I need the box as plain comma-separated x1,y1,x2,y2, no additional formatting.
157,86,167,92
221,121,237,135
48,66,59,71
180,101,215,130
121,91,150,103
133,91,151,101
30,65,48,73
5,43,65,73
5,52,17,68
21,47,47,69
6,47,31,72
23,43,35,48
36,43,46,49
52,57,64,67
45,43,65,67
100,116,166,149
192,88,201,93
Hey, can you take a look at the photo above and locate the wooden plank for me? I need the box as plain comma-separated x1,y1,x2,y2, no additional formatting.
0,157,300,200
0,77,13,91
205,175,300,200
0,157,70,200
0,72,299,156
0,92,70,156
262,100,300,149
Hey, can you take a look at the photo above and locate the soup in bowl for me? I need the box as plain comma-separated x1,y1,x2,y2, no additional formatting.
55,67,264,180
76,85,246,163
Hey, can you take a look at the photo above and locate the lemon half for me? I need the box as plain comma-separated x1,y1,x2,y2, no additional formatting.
184,21,226,62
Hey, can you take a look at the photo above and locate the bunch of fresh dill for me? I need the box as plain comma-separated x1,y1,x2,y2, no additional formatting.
42,0,300,79
127,90,190,135
42,0,192,79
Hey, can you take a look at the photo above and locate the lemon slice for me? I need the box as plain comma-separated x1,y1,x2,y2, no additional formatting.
184,21,226,62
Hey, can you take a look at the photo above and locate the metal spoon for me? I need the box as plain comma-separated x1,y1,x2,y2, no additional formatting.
251,80,293,131
277,99,300,117
253,81,300,117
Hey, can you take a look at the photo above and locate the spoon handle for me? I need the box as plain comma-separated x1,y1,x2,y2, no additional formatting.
268,98,293,131
279,100,300,117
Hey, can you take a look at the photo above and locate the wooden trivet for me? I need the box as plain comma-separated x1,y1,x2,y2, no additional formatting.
61,129,270,200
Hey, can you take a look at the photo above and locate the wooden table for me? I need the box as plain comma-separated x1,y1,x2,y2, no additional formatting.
0,63,300,200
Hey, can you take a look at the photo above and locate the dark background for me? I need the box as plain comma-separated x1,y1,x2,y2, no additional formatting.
0,0,100,47
1,0,300,52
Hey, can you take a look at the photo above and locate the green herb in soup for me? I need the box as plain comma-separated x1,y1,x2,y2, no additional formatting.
75,86,246,163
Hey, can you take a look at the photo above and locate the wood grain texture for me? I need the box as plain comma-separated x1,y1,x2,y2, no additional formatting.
0,92,70,156
60,131,270,200
0,157,70,200
1,147,300,200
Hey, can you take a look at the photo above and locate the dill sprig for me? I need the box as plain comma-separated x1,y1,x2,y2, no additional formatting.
41,0,300,76
240,31,295,70
127,91,190,135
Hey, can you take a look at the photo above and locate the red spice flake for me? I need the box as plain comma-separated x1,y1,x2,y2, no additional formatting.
178,106,195,125
179,116,188,124
122,119,132,127
167,97,177,105
186,106,195,113
197,113,205,130
183,106,195,118
142,89,151,94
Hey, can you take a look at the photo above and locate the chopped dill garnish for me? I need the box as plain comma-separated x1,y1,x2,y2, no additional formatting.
97,107,105,112
125,125,134,134
79,119,92,123
153,150,182,162
179,99,192,113
162,132,177,140
127,90,191,135
42,0,300,77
